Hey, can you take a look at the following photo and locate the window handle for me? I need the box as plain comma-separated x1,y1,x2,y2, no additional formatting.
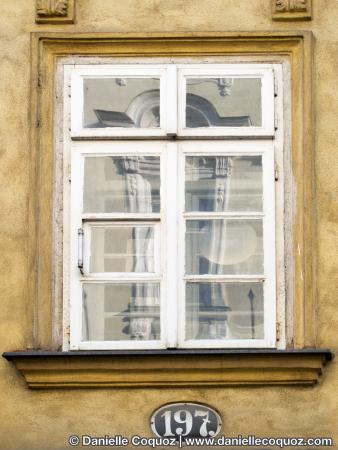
77,228,84,274
166,132,177,138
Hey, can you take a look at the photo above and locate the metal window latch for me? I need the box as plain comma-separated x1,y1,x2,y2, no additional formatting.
275,163,279,182
37,72,42,88
77,228,84,274
166,132,177,138
274,72,278,98
276,321,282,342
274,107,279,131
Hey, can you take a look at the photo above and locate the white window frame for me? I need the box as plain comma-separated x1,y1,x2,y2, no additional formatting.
65,62,282,351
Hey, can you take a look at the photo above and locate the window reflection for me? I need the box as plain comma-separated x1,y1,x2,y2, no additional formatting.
186,219,263,276
186,283,264,340
82,283,161,341
83,156,161,213
186,78,262,127
185,155,263,212
83,77,262,130
83,78,161,128
89,226,155,273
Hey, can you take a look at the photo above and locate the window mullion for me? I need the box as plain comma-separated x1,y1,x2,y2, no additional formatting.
262,146,277,347
165,142,179,348
69,148,85,350
166,65,178,136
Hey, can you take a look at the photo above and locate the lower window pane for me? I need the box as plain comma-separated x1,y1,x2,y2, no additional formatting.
82,283,160,341
185,282,264,340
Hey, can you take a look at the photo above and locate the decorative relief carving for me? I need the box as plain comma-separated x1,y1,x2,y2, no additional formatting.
37,0,68,17
272,0,311,20
275,0,289,12
291,0,307,11
36,0,75,23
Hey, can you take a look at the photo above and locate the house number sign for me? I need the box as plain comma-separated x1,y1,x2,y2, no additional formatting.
150,403,222,439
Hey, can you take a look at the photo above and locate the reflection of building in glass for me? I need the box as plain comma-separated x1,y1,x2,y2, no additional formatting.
84,78,261,128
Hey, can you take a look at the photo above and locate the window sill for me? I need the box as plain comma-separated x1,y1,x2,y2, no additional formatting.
2,349,333,389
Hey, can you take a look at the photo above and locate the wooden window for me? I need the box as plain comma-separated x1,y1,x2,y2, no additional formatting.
66,63,282,351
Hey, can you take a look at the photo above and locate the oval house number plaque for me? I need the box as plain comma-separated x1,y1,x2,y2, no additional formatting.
150,402,222,439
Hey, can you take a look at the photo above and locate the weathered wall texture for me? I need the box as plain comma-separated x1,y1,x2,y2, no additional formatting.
0,1,337,449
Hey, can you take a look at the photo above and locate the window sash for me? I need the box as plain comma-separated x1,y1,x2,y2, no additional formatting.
177,64,275,137
82,221,161,277
69,63,275,138
69,142,167,350
69,141,276,350
177,141,276,348
71,65,169,138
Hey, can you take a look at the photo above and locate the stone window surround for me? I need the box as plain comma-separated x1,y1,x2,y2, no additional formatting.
2,31,333,388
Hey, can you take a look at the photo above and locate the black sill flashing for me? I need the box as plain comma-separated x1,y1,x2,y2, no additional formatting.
2,349,333,362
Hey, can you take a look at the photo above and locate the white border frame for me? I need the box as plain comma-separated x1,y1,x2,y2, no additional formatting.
64,61,284,351
177,64,275,137
177,141,276,348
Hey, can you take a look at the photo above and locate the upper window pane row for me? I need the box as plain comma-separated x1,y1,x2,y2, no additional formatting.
70,64,275,137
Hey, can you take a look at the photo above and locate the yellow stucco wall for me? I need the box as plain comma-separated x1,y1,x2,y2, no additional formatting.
0,1,337,449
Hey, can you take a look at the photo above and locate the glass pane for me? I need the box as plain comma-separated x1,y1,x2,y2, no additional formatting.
186,282,264,340
83,78,160,128
186,219,263,275
83,156,160,213
89,226,155,273
185,78,262,128
185,155,262,212
82,283,160,341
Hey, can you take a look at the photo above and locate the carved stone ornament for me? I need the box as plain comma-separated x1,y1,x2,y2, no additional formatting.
36,0,75,24
272,0,312,20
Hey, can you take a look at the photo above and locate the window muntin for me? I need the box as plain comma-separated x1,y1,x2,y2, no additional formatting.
68,63,278,350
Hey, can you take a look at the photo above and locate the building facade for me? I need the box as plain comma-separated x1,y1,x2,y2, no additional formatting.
0,1,337,449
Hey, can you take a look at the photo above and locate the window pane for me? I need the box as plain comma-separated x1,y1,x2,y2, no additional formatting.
186,282,264,340
185,78,262,128
185,155,263,212
89,226,155,273
82,283,160,341
83,156,161,213
186,219,263,275
83,78,160,128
